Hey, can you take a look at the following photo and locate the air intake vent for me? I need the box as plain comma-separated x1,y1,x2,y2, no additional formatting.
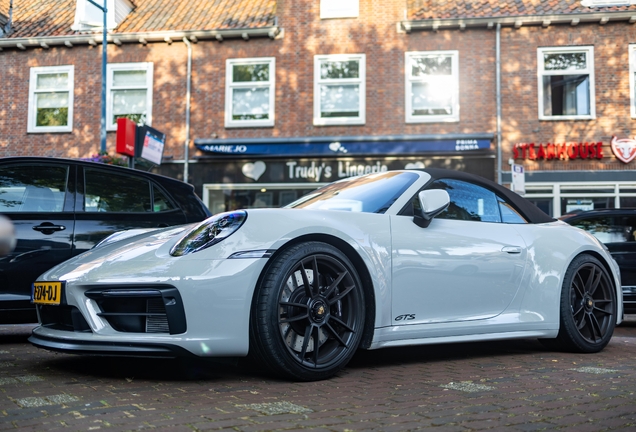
84,285,186,334
146,298,170,333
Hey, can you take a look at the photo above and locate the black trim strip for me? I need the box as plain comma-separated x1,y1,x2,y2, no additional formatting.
28,334,195,358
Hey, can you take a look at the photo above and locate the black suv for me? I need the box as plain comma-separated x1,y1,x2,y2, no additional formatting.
0,157,211,324
561,208,636,314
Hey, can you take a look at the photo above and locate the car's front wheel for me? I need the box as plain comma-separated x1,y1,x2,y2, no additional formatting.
543,254,616,353
249,241,365,381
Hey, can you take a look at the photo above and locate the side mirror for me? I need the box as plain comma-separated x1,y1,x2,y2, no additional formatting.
412,189,450,228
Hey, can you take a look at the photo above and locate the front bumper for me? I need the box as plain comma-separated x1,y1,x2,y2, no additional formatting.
31,255,270,358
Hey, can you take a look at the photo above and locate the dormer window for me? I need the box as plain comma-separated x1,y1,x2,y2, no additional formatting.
320,0,359,19
72,0,133,32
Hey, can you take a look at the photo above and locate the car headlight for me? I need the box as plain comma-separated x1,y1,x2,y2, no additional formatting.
170,210,247,256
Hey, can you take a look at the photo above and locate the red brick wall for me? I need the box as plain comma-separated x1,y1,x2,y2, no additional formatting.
1,0,634,175
500,24,635,173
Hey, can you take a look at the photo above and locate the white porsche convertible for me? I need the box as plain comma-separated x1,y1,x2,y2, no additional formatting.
29,169,622,381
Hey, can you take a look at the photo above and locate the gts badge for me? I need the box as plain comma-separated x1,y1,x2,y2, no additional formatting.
395,314,415,321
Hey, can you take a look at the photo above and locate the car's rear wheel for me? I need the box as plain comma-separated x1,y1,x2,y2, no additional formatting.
250,241,365,381
543,254,616,352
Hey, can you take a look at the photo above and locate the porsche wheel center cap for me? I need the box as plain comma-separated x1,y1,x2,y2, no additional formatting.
310,300,327,322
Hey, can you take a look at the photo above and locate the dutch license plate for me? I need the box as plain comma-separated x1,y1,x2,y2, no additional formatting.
32,281,63,305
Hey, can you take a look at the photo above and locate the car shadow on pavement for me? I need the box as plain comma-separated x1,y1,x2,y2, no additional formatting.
347,338,546,370
2,322,633,382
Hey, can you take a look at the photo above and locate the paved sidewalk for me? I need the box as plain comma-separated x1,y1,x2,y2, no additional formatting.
0,318,634,431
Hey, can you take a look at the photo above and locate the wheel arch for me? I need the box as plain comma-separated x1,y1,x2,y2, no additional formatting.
570,249,622,319
254,233,376,350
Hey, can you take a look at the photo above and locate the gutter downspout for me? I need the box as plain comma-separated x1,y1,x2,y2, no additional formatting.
183,36,192,184
7,0,13,34
496,23,503,185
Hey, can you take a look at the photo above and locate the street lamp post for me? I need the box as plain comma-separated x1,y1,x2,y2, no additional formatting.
87,0,108,154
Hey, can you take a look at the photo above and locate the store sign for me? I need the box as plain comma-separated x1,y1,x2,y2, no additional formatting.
513,142,603,161
241,159,425,182
610,135,636,163
197,138,491,157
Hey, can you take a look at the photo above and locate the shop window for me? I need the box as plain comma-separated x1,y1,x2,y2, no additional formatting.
320,0,358,19
405,51,459,123
28,66,74,133
205,185,320,214
314,54,365,126
107,63,153,130
538,46,595,120
225,58,276,128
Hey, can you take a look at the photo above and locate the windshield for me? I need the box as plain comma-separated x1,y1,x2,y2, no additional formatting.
286,171,419,214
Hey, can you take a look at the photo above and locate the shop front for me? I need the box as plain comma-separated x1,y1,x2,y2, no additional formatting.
509,136,636,218
183,134,495,214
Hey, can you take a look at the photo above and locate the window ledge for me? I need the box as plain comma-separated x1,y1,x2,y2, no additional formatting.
539,115,596,121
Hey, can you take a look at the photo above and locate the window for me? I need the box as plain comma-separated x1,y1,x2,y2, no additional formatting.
523,182,636,218
320,0,358,19
569,215,636,244
107,63,153,130
72,0,133,31
28,66,74,133
430,179,500,222
0,164,68,213
314,54,365,125
405,51,459,123
84,168,174,213
538,46,595,120
225,58,276,128
630,45,636,118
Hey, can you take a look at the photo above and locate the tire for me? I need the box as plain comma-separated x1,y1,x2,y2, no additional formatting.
543,254,616,353
249,241,365,381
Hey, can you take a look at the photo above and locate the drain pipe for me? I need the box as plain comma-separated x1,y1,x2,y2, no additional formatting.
496,23,503,185
183,36,192,184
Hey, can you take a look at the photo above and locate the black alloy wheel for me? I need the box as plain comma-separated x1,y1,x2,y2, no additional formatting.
250,242,365,381
545,254,616,353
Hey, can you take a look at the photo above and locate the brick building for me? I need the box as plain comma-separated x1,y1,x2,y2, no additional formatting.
1,0,635,216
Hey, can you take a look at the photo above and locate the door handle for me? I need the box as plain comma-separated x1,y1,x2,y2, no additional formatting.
502,246,522,254
32,223,66,234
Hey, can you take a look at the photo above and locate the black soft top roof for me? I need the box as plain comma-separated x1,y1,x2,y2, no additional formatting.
423,168,555,224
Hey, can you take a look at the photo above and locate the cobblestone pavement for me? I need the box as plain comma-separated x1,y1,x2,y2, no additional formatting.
0,317,634,431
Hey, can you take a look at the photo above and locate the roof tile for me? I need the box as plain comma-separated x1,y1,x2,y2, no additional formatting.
408,0,636,20
2,0,276,39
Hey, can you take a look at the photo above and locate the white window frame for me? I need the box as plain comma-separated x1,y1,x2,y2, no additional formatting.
106,62,153,131
320,0,359,19
27,65,74,133
225,57,276,128
630,44,636,118
537,46,596,121
523,181,636,218
405,50,459,123
313,54,366,126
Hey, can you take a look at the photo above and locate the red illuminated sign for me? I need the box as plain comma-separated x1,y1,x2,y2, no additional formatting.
513,142,603,161
610,136,636,163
